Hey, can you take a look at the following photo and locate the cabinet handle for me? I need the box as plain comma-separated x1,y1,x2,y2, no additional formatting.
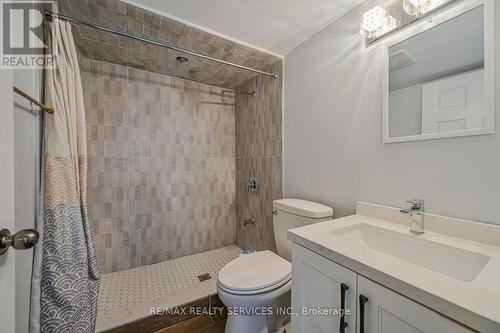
359,295,369,333
339,283,349,333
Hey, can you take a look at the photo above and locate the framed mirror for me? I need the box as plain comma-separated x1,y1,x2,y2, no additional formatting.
383,0,495,143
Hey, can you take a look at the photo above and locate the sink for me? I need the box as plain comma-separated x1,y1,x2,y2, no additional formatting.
330,224,490,282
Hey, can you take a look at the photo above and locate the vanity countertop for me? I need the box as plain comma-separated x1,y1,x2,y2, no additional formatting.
288,202,500,333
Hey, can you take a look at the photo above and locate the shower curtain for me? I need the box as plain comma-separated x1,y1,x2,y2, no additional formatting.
30,20,99,333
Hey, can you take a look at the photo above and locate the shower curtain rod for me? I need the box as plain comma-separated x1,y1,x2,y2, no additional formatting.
45,11,279,79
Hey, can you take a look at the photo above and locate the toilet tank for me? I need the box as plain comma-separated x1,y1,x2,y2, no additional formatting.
273,199,333,261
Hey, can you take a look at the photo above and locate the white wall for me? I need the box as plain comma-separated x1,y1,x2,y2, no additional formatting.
283,1,500,225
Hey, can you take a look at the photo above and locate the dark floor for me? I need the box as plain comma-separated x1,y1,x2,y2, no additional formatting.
156,315,226,333
103,296,226,333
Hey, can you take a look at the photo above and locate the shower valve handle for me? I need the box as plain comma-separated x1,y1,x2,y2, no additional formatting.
242,217,256,226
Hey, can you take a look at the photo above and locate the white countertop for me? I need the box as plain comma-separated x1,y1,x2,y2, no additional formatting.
288,203,500,333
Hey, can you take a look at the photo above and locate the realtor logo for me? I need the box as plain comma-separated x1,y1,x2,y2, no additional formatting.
1,1,56,68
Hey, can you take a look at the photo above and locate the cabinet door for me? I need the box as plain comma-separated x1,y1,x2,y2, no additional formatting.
292,244,357,333
357,276,475,333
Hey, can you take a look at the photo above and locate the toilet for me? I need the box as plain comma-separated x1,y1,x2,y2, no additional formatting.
217,199,333,333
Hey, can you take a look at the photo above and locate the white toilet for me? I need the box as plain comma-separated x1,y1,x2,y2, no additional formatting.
217,199,333,333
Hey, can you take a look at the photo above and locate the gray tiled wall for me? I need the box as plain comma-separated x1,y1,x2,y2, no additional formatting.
81,58,236,274
71,0,283,272
235,61,283,252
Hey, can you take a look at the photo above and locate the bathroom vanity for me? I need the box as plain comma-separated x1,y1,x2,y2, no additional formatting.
288,202,500,333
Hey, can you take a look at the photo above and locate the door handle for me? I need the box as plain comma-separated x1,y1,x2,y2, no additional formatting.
339,283,349,333
359,294,369,333
0,228,39,256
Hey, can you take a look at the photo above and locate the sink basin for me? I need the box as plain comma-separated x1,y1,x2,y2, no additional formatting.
330,224,490,282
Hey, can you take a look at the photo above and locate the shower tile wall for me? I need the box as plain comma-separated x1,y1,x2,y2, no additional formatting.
235,61,283,252
81,58,236,274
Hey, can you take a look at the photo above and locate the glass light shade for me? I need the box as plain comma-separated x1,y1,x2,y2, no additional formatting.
361,6,398,39
403,0,445,16
363,0,456,43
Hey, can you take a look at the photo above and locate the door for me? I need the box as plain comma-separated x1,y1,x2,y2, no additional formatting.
292,244,357,333
421,69,484,134
357,276,475,333
13,66,41,333
0,67,16,333
0,66,40,333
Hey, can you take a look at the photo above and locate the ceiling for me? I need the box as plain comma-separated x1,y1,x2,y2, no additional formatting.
389,6,484,91
123,0,365,56
59,0,282,89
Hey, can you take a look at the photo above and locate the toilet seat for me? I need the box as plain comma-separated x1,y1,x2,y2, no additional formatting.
218,251,292,295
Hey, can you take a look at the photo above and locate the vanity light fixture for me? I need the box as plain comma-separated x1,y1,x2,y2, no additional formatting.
361,5,397,39
362,0,456,44
403,0,445,16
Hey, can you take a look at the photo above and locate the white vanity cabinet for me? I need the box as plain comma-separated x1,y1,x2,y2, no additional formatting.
357,276,474,333
292,244,476,333
292,243,357,333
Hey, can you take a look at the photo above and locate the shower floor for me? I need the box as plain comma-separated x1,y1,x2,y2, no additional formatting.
95,245,242,332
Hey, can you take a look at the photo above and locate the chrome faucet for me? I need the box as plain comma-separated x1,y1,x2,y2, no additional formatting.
400,199,425,234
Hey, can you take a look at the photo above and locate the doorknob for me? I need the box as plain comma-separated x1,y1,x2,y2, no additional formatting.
0,228,39,256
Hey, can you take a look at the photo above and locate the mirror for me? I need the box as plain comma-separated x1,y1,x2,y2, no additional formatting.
384,2,495,143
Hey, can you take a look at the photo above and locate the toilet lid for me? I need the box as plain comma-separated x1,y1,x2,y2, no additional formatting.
218,251,291,292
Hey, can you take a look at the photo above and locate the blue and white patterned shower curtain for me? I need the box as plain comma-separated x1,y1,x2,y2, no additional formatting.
30,19,99,333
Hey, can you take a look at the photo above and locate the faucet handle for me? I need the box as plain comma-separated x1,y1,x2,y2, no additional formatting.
408,199,424,210
400,199,424,213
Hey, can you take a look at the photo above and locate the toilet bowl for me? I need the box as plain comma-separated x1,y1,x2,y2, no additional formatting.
218,251,291,333
217,199,333,333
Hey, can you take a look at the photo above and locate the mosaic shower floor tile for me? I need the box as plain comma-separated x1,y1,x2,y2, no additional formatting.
96,245,242,332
